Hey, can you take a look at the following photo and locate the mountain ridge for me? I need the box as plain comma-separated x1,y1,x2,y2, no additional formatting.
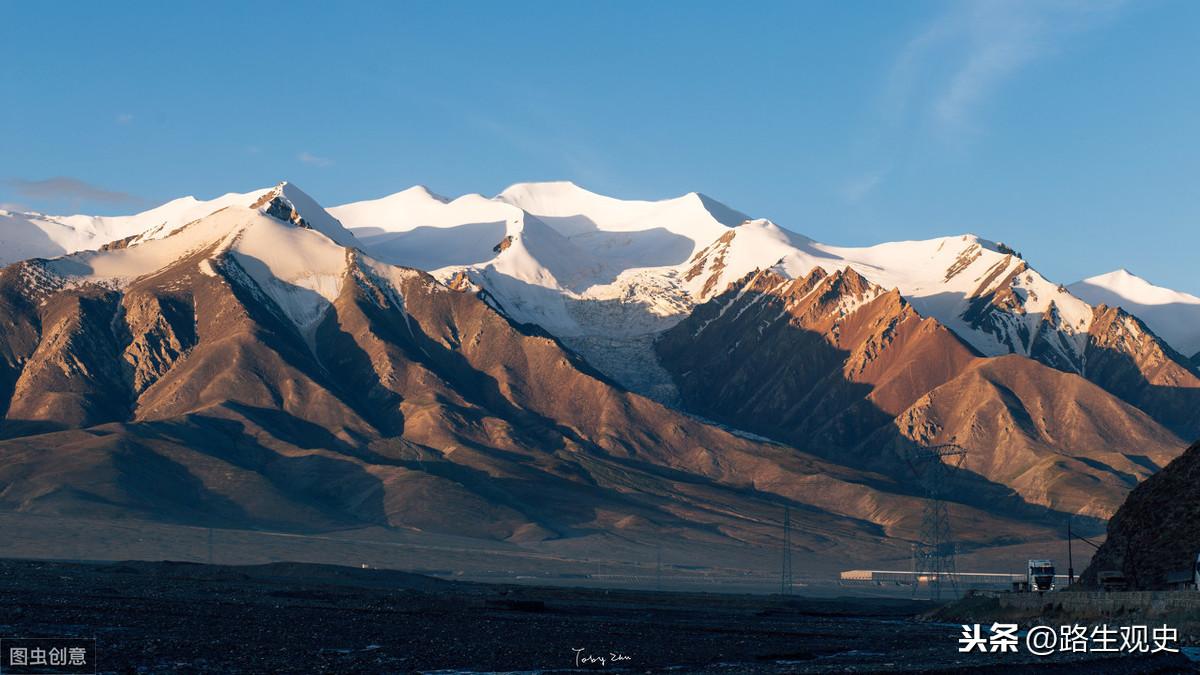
6,181,1198,436
1070,268,1200,358
654,266,1184,519
0,185,1083,565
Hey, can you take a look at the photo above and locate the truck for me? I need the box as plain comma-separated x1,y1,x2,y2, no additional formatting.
1013,559,1056,592
1028,559,1056,591
1098,570,1128,592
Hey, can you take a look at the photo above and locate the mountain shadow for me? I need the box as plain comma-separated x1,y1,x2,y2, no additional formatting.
655,267,1185,531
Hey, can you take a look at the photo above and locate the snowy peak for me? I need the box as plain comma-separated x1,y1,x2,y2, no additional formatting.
333,185,452,219
329,181,760,339
496,180,600,211
1073,269,1200,307
678,219,815,302
20,188,387,342
496,180,747,244
0,189,266,266
249,182,359,248
1070,269,1200,357
330,186,544,284
7,177,1198,374
398,185,450,204
0,182,357,269
690,192,752,229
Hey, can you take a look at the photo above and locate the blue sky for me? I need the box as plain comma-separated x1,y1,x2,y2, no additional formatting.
2,1,1197,291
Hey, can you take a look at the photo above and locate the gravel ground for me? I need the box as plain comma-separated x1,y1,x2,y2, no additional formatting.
0,559,1191,673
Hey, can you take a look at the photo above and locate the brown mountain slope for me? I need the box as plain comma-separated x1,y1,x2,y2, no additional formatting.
1082,304,1200,439
891,355,1182,518
0,187,1062,564
678,227,1200,445
1081,440,1200,589
655,267,1185,520
656,267,979,458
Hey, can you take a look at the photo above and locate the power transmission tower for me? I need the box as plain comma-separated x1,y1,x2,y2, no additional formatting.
903,443,968,601
781,505,793,595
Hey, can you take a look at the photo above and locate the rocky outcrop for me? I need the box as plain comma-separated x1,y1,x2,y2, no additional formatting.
121,290,196,395
252,189,311,230
1082,304,1200,439
656,267,1186,520
1082,440,1200,589
492,235,514,253
6,288,132,428
683,229,737,299
657,267,978,458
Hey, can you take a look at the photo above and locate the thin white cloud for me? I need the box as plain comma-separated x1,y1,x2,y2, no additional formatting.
6,176,143,207
895,0,1125,136
843,0,1125,199
115,113,134,124
841,169,888,204
297,151,333,167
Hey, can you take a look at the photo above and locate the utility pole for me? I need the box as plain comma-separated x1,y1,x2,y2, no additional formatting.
208,527,214,566
1067,516,1075,586
781,505,793,595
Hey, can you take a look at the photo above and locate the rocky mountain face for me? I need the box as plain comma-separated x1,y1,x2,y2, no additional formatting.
0,184,1073,564
1081,440,1200,589
655,267,1185,520
3,179,1198,570
656,267,977,462
16,181,1198,436
1081,304,1200,439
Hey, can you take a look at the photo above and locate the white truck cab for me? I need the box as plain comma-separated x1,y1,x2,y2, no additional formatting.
1028,559,1055,592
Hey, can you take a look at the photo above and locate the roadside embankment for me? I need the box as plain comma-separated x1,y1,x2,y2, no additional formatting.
930,589,1200,638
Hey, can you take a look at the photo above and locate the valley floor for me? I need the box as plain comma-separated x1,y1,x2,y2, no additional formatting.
0,558,1191,673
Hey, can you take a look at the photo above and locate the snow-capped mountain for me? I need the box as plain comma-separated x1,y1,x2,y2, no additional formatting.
331,181,747,336
1070,269,1200,360
0,178,1191,569
655,266,1182,518
28,183,358,335
331,183,1195,387
0,190,267,263
12,180,1200,402
682,223,1097,369
331,182,1200,438
330,182,752,397
0,182,363,269
4,179,1048,565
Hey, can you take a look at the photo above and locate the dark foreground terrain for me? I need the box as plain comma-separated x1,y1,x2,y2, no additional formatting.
0,558,1191,674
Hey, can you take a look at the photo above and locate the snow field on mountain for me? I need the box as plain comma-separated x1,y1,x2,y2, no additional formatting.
1071,269,1200,357
7,179,1199,364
